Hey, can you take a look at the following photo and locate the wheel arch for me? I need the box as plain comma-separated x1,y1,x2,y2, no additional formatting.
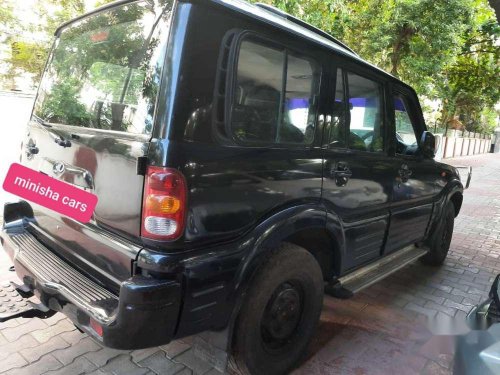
219,203,344,354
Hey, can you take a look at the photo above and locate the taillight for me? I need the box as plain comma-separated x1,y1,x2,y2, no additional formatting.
89,317,103,337
141,166,187,240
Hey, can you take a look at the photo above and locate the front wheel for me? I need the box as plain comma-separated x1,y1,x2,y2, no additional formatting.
421,203,455,266
232,243,324,375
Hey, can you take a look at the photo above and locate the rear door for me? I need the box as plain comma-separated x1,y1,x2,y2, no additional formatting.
20,1,172,288
384,85,436,254
322,64,393,271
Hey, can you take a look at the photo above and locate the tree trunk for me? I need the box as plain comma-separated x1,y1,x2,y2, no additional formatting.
390,25,415,78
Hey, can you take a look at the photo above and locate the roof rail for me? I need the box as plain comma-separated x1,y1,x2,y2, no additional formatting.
255,3,358,56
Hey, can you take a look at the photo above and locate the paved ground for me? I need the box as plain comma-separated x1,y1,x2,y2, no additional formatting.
0,91,499,374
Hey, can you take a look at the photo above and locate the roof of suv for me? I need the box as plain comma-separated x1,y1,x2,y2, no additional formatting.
55,0,396,81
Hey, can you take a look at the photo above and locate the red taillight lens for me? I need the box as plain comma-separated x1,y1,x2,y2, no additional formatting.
141,167,187,240
90,318,103,337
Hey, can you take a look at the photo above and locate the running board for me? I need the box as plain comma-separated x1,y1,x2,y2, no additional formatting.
337,245,428,295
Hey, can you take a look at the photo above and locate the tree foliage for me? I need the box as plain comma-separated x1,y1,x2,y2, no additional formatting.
3,0,115,84
254,0,499,133
3,0,499,133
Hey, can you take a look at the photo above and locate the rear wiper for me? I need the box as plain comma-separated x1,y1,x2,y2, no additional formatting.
32,114,52,128
31,114,71,147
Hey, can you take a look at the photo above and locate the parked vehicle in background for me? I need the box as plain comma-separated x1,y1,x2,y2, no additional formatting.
455,274,500,375
1,0,470,373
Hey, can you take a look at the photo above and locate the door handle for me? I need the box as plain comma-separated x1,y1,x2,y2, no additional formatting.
55,137,71,148
330,162,352,187
398,164,412,182
26,144,39,157
27,145,39,154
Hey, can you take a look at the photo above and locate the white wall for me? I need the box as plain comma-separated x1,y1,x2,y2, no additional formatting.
0,91,34,208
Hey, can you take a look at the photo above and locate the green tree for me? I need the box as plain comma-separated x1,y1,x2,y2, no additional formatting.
0,1,16,26
438,18,500,132
2,0,115,87
252,0,498,133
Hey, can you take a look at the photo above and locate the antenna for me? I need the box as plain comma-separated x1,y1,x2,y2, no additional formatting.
255,3,358,56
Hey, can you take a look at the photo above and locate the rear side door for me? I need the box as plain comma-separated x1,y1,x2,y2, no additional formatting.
20,1,172,288
322,64,393,271
384,85,437,254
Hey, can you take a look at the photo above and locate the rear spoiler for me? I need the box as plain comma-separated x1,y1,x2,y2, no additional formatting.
54,0,137,36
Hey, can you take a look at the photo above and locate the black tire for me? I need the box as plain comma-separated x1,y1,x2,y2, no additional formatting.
232,243,324,375
421,203,455,266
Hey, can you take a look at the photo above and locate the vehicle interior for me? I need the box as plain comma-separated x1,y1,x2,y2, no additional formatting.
231,38,319,144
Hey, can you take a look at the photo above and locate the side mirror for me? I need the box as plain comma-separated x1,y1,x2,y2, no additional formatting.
420,131,436,158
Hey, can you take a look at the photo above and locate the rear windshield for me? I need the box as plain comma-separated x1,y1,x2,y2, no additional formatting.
33,0,173,135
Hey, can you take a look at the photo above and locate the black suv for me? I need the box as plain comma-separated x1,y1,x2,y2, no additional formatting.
1,0,468,373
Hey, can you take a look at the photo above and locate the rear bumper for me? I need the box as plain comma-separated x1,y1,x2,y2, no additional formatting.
0,225,182,349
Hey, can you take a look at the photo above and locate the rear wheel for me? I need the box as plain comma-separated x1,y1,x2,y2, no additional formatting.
421,203,455,266
232,243,324,375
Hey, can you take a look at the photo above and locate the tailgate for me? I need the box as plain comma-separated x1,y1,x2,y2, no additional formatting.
16,0,174,287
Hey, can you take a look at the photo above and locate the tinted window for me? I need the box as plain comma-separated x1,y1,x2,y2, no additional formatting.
347,73,384,152
33,1,172,134
394,95,418,148
328,69,347,147
232,38,320,145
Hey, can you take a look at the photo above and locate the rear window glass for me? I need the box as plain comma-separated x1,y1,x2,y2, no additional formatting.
33,1,173,134
231,38,321,145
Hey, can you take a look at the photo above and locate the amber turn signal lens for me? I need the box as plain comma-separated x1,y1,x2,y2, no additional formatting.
146,195,180,214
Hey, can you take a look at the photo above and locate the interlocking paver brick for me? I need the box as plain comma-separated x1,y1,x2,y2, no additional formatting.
160,340,191,359
51,337,101,365
85,371,108,375
404,302,437,319
0,335,38,361
30,320,76,344
175,368,194,375
0,332,7,346
3,354,62,375
443,299,473,314
84,347,127,367
131,347,162,363
58,329,88,345
44,356,97,375
433,289,464,304
100,354,149,375
41,314,67,327
174,349,214,375
138,351,185,374
0,353,28,373
19,336,69,363
1,318,47,342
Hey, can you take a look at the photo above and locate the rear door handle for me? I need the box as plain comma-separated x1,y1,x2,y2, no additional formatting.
330,162,352,186
398,164,412,182
26,144,39,156
27,145,39,154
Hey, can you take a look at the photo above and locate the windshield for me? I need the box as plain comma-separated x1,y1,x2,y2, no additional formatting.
33,0,173,135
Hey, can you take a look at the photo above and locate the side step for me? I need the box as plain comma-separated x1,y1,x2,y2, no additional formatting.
329,245,428,297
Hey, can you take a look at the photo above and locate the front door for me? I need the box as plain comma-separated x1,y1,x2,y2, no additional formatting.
322,66,393,271
385,86,437,254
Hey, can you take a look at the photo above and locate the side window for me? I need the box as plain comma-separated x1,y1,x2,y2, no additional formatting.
347,72,385,152
231,38,320,145
394,94,419,153
328,69,347,147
